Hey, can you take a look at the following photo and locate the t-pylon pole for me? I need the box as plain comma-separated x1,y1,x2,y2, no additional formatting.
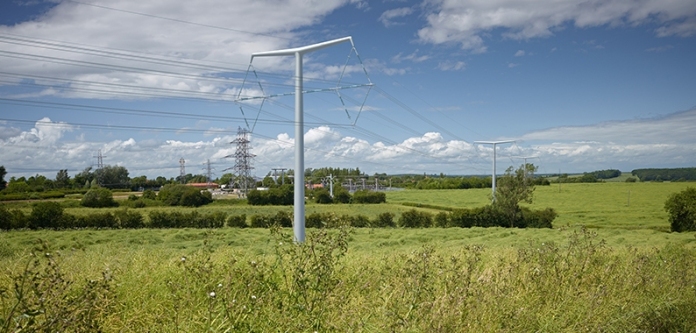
251,37,354,243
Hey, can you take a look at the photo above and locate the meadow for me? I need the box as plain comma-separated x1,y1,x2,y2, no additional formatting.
1,182,696,332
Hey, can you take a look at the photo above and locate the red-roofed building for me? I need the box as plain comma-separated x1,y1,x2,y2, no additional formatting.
186,182,219,189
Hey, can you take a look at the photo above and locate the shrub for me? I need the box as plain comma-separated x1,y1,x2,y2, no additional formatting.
343,214,369,228
352,190,386,204
0,205,12,230
115,209,144,229
127,194,139,201
250,214,271,228
28,202,64,229
434,212,449,228
449,209,475,228
271,211,292,228
521,207,557,228
314,188,333,204
306,213,325,228
625,177,637,183
195,211,227,228
333,187,351,204
399,209,433,228
665,187,696,232
157,184,212,207
247,186,294,205
227,214,248,228
372,212,396,228
142,189,157,200
77,212,118,229
81,188,117,208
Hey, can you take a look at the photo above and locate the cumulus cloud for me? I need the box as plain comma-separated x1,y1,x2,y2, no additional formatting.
379,7,414,27
3,108,696,178
437,60,466,71
0,0,364,100
418,0,696,52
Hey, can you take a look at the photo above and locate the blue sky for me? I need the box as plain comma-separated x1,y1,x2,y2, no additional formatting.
1,0,695,180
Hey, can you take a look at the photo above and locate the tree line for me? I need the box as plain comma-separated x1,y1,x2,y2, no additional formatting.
632,168,696,182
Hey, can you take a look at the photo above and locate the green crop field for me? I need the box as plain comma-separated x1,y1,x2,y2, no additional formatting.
1,182,695,332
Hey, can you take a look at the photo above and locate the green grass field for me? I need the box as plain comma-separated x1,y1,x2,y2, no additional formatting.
1,182,696,332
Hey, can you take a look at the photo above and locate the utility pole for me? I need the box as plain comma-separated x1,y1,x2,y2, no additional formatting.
179,158,186,184
272,168,287,185
93,149,106,186
329,174,334,198
475,140,515,202
250,37,354,243
205,159,213,190
227,127,255,197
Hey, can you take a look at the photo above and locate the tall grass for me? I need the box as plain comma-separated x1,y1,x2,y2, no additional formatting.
2,227,695,332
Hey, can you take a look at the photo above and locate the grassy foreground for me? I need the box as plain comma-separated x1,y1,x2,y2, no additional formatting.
2,182,696,332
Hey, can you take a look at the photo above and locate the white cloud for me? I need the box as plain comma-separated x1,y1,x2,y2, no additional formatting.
514,50,525,57
2,109,696,178
0,0,359,100
379,7,414,27
437,60,466,71
417,0,696,52
392,50,430,63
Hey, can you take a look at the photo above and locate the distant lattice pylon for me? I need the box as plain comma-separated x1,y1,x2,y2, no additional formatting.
226,127,255,196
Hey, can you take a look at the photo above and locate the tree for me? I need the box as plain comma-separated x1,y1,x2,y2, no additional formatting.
55,169,70,189
0,165,6,191
665,187,696,232
157,184,213,207
493,163,537,227
74,167,94,189
81,188,118,208
94,165,130,189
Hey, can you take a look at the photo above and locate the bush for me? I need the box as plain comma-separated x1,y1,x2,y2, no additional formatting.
28,202,65,229
157,184,212,207
271,211,293,228
399,209,433,228
306,213,325,228
449,209,475,228
521,207,556,228
0,205,12,230
435,212,449,228
343,214,369,228
247,186,294,205
250,214,271,228
333,187,351,204
372,212,396,228
227,214,248,228
351,190,386,204
142,189,157,200
196,211,227,228
665,187,696,232
115,209,144,229
76,212,118,229
81,188,117,208
314,188,333,204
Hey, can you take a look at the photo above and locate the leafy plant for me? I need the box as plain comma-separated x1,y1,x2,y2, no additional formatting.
665,187,696,232
81,188,117,208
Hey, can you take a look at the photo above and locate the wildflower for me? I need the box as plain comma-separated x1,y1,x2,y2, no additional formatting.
251,295,257,300
181,256,186,262
209,291,216,298
217,283,223,288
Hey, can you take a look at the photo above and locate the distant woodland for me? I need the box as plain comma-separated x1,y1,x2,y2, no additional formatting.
631,168,696,181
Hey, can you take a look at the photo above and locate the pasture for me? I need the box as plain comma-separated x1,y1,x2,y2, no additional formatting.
1,182,696,332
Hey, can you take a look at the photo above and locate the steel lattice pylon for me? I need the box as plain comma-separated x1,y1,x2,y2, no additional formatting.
228,127,255,197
